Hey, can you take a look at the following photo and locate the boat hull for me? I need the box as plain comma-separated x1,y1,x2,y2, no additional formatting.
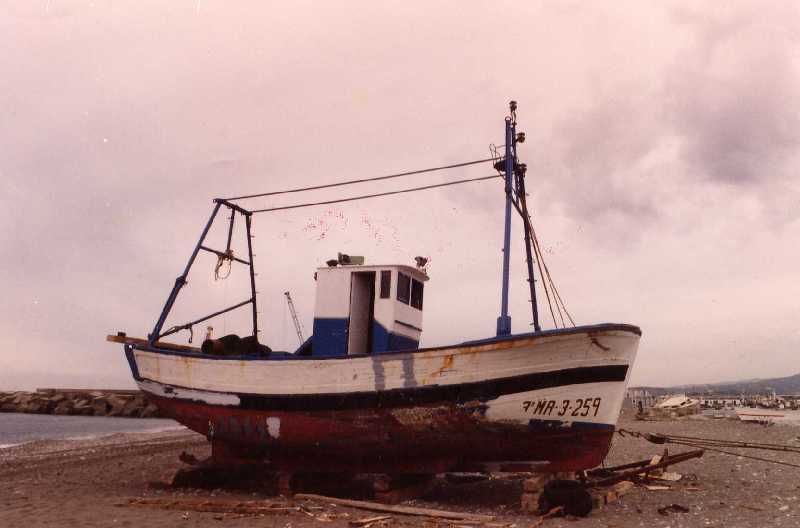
148,394,616,473
119,323,640,473
735,408,784,423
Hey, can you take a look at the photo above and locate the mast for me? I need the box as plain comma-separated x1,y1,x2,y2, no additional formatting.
516,163,541,332
496,101,516,336
496,100,541,336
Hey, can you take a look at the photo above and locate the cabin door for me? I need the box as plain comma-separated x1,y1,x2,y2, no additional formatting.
347,272,376,355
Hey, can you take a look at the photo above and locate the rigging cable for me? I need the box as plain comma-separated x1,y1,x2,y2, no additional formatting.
530,223,559,328
540,241,573,326
518,184,561,328
546,240,567,328
216,146,574,325
543,250,575,326
249,174,502,213
222,158,496,201
493,139,574,329
516,199,558,328
617,428,800,469
674,444,800,469
529,221,575,327
642,433,800,452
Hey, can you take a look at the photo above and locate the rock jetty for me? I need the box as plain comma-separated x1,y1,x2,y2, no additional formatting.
0,389,160,418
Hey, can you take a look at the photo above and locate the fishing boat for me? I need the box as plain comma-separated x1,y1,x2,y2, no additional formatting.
108,103,641,474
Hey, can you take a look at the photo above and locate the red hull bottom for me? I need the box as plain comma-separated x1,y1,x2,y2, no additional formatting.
151,395,614,474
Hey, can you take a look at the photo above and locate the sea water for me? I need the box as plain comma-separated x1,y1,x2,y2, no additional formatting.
0,413,185,448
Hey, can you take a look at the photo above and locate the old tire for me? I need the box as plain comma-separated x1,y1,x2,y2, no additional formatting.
541,479,593,517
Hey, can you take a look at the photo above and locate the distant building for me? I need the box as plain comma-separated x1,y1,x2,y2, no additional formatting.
627,388,656,409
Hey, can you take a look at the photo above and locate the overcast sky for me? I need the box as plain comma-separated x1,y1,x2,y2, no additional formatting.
1,1,798,390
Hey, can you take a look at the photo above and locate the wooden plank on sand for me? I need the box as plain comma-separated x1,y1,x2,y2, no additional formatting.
294,494,494,522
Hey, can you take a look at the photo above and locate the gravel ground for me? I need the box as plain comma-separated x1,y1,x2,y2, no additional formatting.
2,415,800,527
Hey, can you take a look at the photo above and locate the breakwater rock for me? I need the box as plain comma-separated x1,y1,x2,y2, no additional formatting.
0,389,160,418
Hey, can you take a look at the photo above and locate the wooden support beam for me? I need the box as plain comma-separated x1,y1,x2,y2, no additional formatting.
586,450,704,488
106,334,200,352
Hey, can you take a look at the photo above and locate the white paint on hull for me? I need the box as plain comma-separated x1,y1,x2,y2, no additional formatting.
138,379,241,406
133,328,639,428
134,329,637,394
735,408,785,422
484,381,628,426
266,417,281,439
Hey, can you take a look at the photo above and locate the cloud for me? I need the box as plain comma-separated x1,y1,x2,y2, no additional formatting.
1,1,799,390
521,1,800,248
668,3,800,190
545,90,664,227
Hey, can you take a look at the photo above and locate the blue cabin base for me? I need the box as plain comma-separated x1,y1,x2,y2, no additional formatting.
298,318,419,357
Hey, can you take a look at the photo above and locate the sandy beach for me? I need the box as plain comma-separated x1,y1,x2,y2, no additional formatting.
3,414,800,528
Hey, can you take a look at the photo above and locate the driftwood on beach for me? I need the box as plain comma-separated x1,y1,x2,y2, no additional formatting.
0,389,159,418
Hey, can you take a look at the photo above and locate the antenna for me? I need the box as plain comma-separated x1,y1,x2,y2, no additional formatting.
284,291,305,344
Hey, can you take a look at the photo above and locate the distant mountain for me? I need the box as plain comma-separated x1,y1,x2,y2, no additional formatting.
631,373,800,396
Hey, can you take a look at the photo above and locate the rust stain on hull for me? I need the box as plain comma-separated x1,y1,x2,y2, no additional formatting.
147,394,614,474
422,354,455,384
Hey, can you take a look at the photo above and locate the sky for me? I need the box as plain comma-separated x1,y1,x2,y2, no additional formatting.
1,1,798,390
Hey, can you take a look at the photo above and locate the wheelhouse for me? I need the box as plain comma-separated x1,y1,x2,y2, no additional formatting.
300,263,428,357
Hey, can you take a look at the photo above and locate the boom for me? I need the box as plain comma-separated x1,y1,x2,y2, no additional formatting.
284,291,305,344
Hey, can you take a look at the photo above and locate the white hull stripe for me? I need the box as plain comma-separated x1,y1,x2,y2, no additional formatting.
139,364,628,411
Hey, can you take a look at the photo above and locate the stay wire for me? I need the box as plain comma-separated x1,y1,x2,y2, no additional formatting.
653,433,800,453
497,140,570,329
537,236,569,327
514,186,573,328
250,174,502,213
528,219,558,328
530,224,575,326
667,440,800,470
550,276,576,326
222,158,497,201
517,206,555,327
617,428,800,469
537,239,560,328
544,254,570,327
548,254,567,328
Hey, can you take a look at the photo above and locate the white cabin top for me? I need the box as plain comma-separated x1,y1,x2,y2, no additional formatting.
306,263,428,357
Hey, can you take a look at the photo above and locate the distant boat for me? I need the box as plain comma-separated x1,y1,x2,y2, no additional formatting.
108,102,641,474
656,394,700,411
735,408,784,423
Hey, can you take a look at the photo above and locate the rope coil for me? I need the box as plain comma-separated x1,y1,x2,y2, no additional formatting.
214,249,234,281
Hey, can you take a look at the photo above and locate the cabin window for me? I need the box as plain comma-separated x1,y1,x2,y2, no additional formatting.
410,279,424,310
380,270,391,299
397,272,410,304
